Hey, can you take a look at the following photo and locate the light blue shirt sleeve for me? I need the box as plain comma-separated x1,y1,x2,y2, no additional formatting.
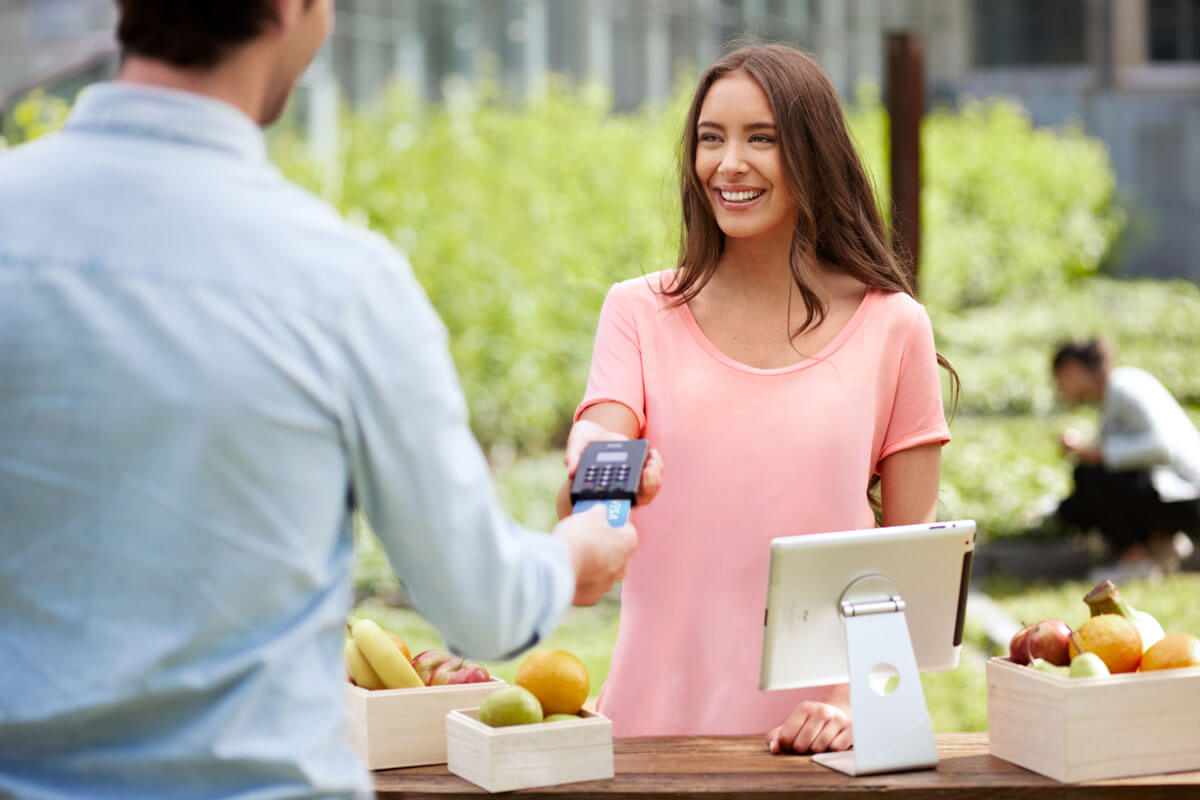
339,238,575,658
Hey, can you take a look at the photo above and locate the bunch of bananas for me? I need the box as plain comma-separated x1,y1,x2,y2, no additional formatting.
344,618,424,690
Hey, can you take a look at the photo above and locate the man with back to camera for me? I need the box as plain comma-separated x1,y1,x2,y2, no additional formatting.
0,1,640,797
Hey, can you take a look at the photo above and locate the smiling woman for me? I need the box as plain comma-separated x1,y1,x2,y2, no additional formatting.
694,75,796,246
557,43,961,757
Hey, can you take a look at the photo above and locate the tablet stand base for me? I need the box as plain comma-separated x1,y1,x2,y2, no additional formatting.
811,575,938,777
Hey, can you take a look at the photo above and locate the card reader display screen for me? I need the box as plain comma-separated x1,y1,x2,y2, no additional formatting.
595,452,627,463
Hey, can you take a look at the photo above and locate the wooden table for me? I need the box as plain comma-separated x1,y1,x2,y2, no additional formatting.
373,732,1200,798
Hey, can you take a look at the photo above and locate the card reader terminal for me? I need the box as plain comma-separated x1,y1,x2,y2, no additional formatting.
569,439,649,527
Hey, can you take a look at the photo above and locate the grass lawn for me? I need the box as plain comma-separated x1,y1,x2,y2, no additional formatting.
352,276,1200,735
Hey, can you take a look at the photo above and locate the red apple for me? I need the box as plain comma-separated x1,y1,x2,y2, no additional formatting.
1009,619,1073,666
412,650,453,686
1024,619,1073,666
430,657,466,686
1009,623,1035,665
431,657,491,685
444,661,490,685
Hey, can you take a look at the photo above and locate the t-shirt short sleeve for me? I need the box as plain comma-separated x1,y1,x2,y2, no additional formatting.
575,281,647,429
877,303,951,467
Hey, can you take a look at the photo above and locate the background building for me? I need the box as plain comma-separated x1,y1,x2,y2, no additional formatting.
0,0,116,114
2,0,1197,280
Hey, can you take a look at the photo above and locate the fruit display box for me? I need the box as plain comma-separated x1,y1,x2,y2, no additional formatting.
986,656,1200,782
445,707,614,793
345,679,505,770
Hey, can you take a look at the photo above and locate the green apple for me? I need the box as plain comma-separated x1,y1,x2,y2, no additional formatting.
1069,651,1110,678
543,713,581,722
478,686,544,727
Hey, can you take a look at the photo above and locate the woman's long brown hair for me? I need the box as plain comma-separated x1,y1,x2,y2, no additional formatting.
667,44,959,508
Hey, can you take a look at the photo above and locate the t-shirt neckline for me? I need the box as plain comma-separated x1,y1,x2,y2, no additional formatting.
676,286,877,375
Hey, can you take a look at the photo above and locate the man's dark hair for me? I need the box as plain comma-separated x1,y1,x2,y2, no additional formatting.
116,0,307,69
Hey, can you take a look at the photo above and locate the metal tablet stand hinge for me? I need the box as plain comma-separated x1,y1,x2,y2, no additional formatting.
812,573,939,777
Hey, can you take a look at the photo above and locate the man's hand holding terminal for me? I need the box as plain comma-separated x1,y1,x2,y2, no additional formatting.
553,506,638,605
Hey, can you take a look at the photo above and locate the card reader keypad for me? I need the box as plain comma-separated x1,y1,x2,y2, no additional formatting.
581,464,631,493
570,440,648,505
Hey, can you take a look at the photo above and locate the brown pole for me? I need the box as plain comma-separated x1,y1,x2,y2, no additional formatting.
886,31,924,293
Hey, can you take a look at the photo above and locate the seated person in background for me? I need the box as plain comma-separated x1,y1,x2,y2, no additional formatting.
1051,337,1199,578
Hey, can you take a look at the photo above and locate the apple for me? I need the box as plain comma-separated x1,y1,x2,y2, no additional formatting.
444,661,491,685
1025,619,1073,666
430,657,491,686
1008,623,1035,665
411,650,453,686
1009,619,1073,667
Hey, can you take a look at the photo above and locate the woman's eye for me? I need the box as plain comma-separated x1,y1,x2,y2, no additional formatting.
750,134,775,144
699,133,722,144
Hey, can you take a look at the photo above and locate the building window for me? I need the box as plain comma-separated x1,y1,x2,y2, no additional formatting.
1149,0,1200,61
973,0,1087,67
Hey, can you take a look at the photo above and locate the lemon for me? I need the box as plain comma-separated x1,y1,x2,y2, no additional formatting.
514,648,590,715
478,686,544,727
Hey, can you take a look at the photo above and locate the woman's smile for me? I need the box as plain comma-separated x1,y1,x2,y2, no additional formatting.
714,185,767,207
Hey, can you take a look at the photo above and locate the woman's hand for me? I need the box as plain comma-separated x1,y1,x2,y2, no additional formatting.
564,418,664,508
766,699,852,755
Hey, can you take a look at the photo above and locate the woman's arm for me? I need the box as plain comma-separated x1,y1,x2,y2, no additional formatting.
555,402,663,519
879,442,943,526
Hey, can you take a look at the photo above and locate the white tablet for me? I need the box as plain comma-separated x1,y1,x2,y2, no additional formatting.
758,520,975,691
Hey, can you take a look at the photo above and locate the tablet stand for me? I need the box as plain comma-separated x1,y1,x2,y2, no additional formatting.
811,574,939,776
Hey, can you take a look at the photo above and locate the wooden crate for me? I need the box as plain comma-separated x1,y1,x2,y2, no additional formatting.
986,656,1200,782
445,707,614,793
345,679,505,770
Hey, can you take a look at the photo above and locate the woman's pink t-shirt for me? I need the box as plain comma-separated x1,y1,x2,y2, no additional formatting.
576,271,951,737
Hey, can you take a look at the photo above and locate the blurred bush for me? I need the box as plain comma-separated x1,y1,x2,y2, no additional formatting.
937,277,1200,416
273,80,682,457
0,89,71,146
845,90,1126,311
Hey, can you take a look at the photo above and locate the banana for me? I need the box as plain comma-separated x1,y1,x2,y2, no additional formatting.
351,618,425,689
344,637,386,690
1084,580,1165,652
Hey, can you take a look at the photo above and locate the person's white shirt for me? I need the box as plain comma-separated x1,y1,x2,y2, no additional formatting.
1102,366,1200,502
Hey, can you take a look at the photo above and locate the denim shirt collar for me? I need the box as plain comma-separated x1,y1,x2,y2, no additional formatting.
65,81,268,164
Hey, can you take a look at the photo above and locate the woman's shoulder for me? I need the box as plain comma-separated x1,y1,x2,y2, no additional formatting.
863,287,931,333
607,269,678,309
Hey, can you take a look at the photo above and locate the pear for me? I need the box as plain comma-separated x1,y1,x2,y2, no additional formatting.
1069,651,1110,679
1029,658,1070,677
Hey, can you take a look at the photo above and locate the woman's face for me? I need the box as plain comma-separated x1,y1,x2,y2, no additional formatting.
694,71,799,245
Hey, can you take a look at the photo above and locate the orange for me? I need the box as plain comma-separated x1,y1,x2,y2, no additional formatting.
1139,632,1200,672
1068,613,1142,673
514,648,590,715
